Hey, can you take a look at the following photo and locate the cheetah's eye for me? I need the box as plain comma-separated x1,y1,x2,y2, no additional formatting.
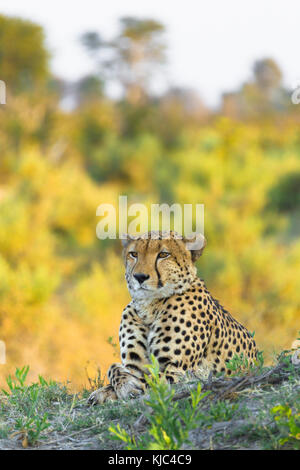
157,252,170,259
129,251,138,259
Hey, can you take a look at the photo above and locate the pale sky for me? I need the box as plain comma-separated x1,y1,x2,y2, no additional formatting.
0,0,299,107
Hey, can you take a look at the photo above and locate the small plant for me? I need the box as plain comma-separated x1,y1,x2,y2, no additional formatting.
225,353,251,375
208,400,239,422
108,423,137,449
270,404,300,449
38,375,56,387
3,366,53,447
2,365,30,395
84,362,105,394
109,355,209,450
255,350,265,371
225,350,264,376
13,413,50,447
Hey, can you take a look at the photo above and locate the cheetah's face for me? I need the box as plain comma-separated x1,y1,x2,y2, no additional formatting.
122,231,206,300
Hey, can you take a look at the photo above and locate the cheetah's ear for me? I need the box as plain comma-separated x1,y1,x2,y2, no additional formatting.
183,233,206,262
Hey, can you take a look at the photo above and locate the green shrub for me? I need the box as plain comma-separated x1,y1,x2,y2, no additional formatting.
267,172,300,213
109,355,209,450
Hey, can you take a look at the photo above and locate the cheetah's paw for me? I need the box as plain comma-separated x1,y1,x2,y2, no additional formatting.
114,374,145,400
87,384,117,405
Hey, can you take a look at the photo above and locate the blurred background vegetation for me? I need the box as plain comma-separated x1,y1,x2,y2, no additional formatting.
0,14,299,388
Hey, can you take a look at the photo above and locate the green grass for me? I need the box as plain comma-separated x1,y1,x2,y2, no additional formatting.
0,350,299,450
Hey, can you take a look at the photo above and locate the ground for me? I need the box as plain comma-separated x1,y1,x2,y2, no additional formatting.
0,352,299,450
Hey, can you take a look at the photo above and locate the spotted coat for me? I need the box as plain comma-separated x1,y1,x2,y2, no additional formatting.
88,231,257,404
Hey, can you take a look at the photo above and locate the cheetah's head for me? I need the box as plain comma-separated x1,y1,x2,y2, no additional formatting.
122,231,206,301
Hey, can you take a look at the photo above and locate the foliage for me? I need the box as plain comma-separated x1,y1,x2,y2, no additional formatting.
225,350,265,376
0,359,299,450
109,355,209,449
81,17,166,104
14,413,50,448
2,366,55,446
270,404,300,449
0,14,50,92
2,365,30,394
266,172,300,213
207,400,239,422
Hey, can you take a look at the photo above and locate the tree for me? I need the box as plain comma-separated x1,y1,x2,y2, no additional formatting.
0,15,50,93
80,17,166,105
75,75,104,107
221,58,289,118
253,58,282,93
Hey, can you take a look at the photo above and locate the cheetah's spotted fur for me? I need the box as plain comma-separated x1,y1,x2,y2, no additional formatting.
88,231,257,404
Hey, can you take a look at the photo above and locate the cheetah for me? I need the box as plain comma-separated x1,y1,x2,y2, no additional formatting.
88,231,257,404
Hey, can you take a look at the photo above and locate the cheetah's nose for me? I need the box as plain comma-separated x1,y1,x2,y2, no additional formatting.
133,273,150,285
